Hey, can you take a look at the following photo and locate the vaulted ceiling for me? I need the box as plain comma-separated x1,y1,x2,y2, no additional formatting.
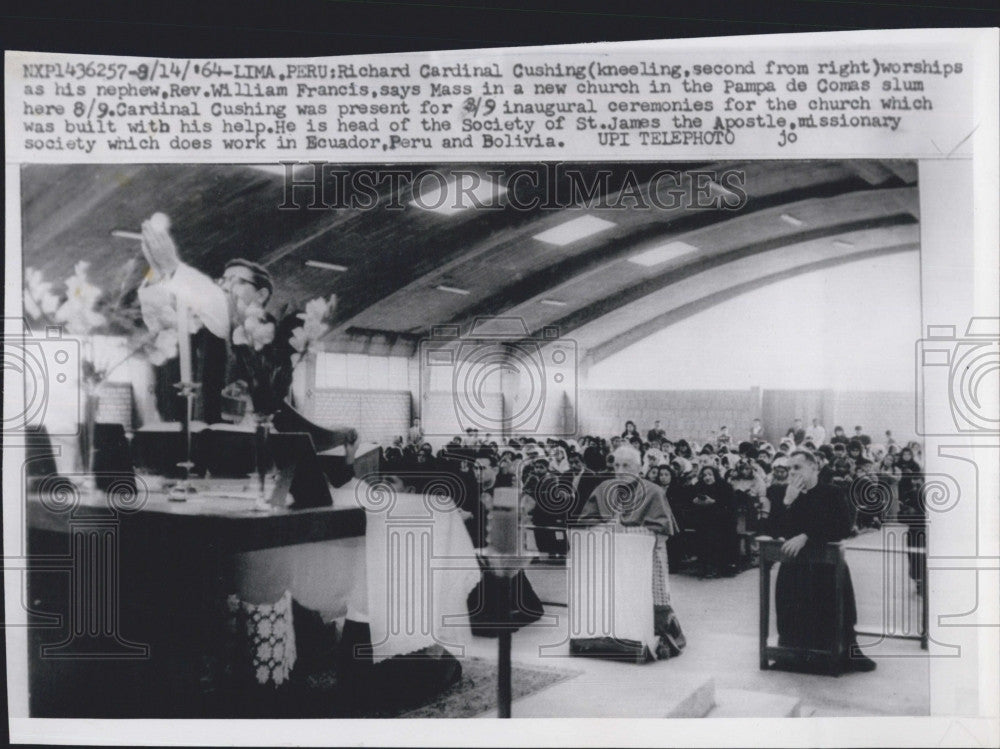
21,160,918,364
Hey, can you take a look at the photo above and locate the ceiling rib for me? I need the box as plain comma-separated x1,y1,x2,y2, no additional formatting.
583,241,919,365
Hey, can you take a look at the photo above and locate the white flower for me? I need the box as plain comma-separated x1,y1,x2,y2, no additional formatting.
39,290,60,316
288,295,334,363
64,262,102,309
147,329,178,366
302,318,328,341
52,262,107,335
256,641,273,661
232,324,250,347
55,298,107,336
250,321,275,351
255,665,270,684
289,326,308,353
302,297,328,323
24,267,61,318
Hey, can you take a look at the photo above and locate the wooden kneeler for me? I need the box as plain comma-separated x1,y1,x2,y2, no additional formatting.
758,539,847,676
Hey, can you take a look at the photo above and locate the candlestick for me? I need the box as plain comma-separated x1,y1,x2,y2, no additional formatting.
176,294,192,383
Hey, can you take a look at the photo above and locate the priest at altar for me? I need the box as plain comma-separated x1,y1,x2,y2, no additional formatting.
134,213,363,696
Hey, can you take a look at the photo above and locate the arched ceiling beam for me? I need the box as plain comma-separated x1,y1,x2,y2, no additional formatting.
573,225,919,364
517,187,917,341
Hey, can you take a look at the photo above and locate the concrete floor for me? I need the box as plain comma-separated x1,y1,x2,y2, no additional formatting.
464,528,930,718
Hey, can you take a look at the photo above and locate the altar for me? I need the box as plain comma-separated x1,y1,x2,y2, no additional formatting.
24,473,479,717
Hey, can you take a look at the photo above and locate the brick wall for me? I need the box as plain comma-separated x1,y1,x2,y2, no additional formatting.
302,379,915,449
577,389,761,444
420,391,504,445
576,387,915,446
306,388,412,445
829,390,917,444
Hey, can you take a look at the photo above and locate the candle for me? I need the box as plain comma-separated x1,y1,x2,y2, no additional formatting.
176,294,192,383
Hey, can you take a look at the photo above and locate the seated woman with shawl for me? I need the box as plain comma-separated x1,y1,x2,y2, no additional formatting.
575,445,686,660
689,465,739,578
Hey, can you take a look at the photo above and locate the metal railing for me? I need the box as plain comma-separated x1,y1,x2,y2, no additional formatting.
842,523,928,650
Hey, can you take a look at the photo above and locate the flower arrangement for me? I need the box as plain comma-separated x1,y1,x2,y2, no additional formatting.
289,294,336,366
23,260,163,387
228,293,336,416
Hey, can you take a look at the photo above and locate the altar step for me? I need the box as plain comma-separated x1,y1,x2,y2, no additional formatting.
708,688,807,718
502,669,717,718
498,667,810,719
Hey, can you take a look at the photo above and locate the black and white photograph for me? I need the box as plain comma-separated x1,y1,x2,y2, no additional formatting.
14,159,933,720
2,18,998,749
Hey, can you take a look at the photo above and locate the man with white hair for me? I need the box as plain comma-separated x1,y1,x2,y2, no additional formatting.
577,445,685,660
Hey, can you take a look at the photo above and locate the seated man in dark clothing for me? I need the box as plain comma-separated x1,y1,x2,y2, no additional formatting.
829,426,850,445
563,450,603,521
772,450,876,672
524,458,571,555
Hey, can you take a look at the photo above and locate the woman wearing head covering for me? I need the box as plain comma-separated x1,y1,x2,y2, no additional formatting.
875,451,902,520
621,420,639,440
549,444,571,473
643,448,664,477
729,459,769,531
689,465,739,578
656,464,690,569
896,447,923,508
577,445,684,660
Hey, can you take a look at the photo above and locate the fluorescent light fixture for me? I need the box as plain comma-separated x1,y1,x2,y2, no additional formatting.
539,299,568,307
628,241,699,267
533,215,616,245
780,213,805,227
832,239,855,248
410,175,506,215
249,163,310,178
305,260,348,272
707,181,740,202
435,284,471,296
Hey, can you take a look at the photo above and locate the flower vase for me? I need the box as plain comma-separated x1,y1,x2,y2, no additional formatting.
252,413,275,512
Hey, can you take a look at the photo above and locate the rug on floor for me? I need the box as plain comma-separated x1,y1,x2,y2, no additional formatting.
303,656,582,718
